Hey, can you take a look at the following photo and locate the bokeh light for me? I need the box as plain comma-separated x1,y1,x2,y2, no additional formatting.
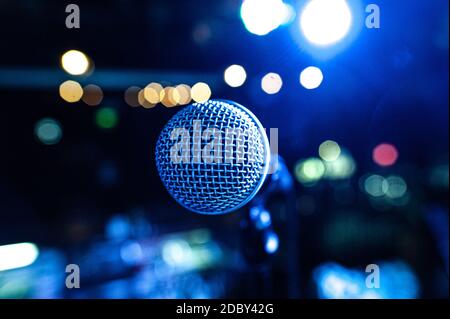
319,140,341,161
161,87,180,107
120,241,144,266
175,84,192,105
61,50,90,75
191,82,211,103
82,84,103,106
364,174,389,197
323,151,356,180
264,231,279,254
162,239,192,267
294,157,326,185
385,176,407,199
261,72,283,94
59,80,83,103
34,118,62,145
95,107,118,129
124,86,141,107
250,206,272,230
240,0,290,36
300,0,352,46
373,143,399,167
300,66,323,89
138,89,156,108
313,261,419,299
144,83,164,104
224,64,247,88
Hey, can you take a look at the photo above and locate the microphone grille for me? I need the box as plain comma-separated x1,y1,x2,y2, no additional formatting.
155,100,270,214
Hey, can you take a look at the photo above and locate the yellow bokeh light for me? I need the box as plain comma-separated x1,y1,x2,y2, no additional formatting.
161,87,180,107
61,50,90,75
138,89,156,109
59,80,83,103
191,82,211,103
144,83,164,104
175,84,192,105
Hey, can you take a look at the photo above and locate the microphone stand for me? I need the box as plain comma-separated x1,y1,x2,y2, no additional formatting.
243,155,300,298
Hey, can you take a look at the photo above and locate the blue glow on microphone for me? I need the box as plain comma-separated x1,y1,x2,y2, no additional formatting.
155,100,270,215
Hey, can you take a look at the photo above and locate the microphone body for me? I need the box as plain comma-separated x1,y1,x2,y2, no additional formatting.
155,99,270,214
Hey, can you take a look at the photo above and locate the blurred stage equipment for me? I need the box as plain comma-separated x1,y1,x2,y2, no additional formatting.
155,100,270,215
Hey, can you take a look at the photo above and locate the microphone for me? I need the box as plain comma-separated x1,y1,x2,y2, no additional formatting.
155,99,270,214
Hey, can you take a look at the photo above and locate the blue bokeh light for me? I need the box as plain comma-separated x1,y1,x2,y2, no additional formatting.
313,261,420,299
264,231,279,254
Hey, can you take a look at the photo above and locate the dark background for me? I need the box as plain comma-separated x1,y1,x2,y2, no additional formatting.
0,0,448,298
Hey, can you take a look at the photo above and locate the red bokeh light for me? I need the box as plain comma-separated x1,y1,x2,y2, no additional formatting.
373,143,399,167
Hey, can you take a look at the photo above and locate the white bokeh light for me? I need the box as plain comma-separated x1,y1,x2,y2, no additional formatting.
300,0,352,46
240,0,289,36
261,72,283,94
300,66,324,89
61,50,90,75
224,64,247,87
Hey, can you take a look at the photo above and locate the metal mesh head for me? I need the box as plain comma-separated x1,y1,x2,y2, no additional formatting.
155,99,270,214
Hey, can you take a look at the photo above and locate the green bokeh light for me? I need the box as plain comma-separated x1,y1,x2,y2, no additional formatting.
323,151,357,180
294,157,325,185
95,107,118,129
385,175,407,199
364,174,388,197
319,140,341,162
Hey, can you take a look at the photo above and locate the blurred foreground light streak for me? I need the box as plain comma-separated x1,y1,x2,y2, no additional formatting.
0,243,39,272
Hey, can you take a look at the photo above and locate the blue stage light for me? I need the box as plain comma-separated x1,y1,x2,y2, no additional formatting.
240,0,292,36
300,0,352,46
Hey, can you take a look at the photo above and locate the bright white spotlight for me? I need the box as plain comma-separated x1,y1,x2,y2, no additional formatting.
240,0,289,36
224,64,247,87
300,66,323,89
300,0,352,46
